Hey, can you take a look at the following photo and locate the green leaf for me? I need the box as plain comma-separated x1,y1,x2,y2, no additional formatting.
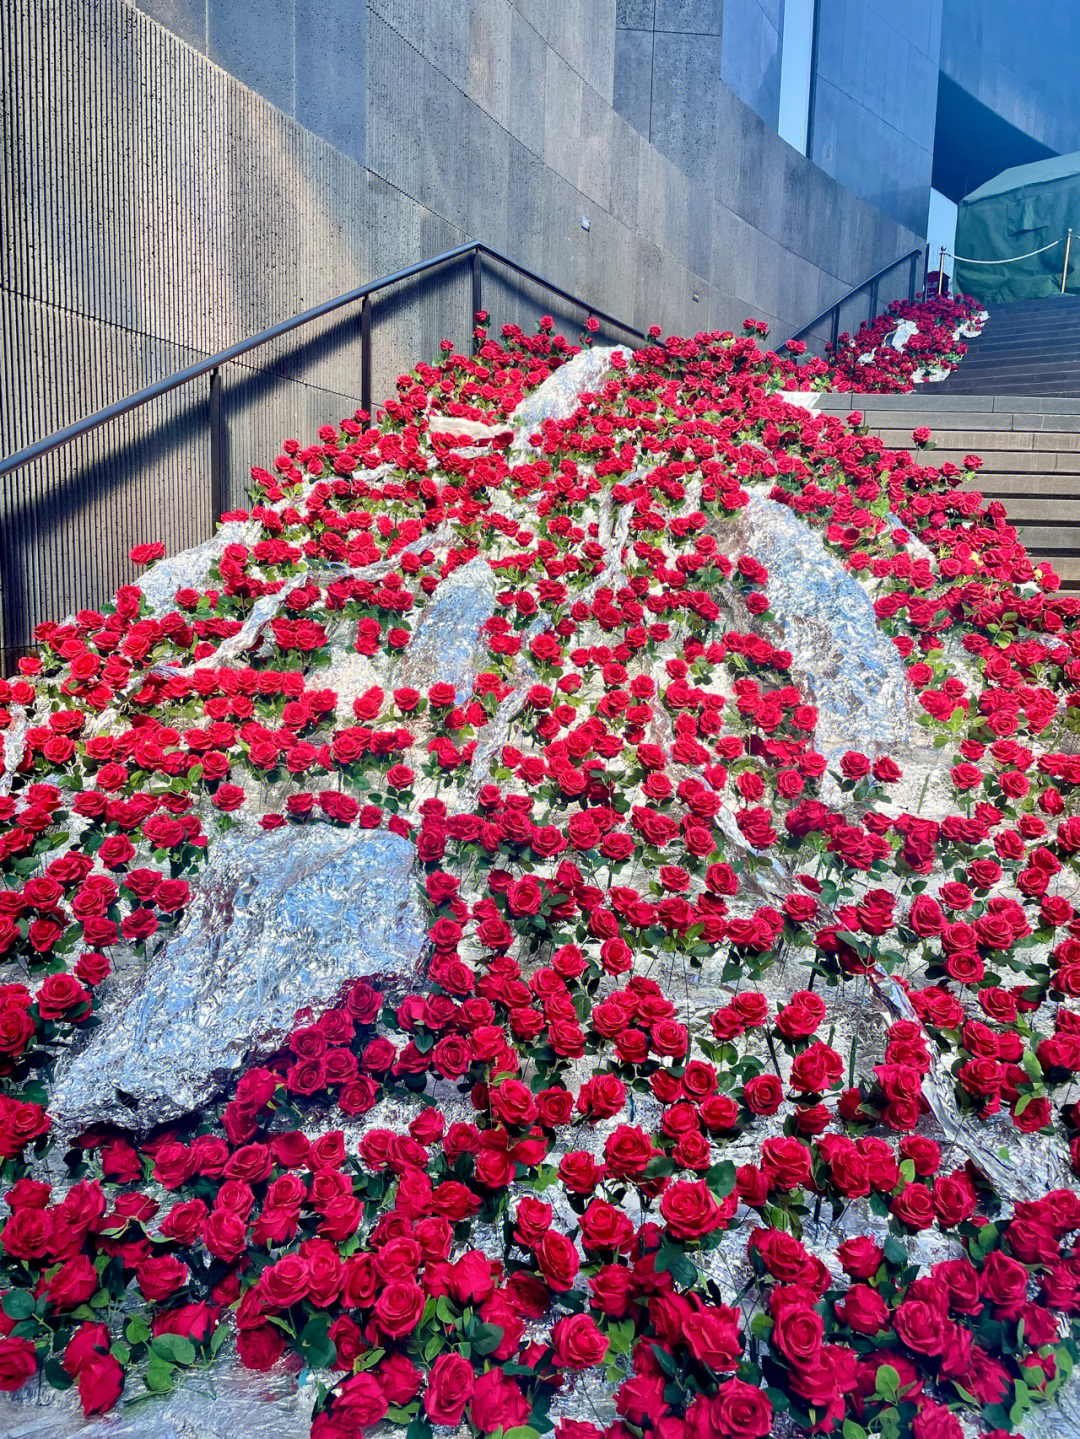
875,1364,900,1402
145,1358,175,1393
1,1291,34,1321
299,1313,336,1371
210,1324,230,1357
650,1343,677,1375
503,1428,542,1439
473,1323,505,1356
151,1333,196,1366
43,1356,73,1392
654,1244,698,1288
705,1160,736,1199
126,1316,153,1346
843,1422,868,1439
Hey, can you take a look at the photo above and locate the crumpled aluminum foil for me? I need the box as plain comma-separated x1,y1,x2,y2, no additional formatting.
717,493,915,752
510,345,624,450
49,824,425,1132
1018,1378,1080,1439
0,1350,317,1439
137,521,261,617
394,555,497,702
0,701,28,795
871,968,1075,1202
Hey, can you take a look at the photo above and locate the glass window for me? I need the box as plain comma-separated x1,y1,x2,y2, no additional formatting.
778,0,816,154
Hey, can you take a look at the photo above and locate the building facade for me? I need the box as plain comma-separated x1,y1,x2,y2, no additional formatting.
3,0,1080,660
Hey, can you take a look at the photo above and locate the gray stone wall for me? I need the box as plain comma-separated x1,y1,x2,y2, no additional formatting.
722,0,782,131
810,0,941,236
939,0,1080,159
1,0,920,661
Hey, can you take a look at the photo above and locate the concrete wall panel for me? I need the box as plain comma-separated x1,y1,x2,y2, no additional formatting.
3,0,922,660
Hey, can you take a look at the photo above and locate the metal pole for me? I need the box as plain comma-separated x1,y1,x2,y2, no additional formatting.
910,252,918,301
471,248,483,352
208,367,226,526
1062,229,1073,294
938,246,946,295
829,305,839,353
868,278,878,325
360,295,372,422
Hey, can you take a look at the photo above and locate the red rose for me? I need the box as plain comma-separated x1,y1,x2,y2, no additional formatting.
912,1402,964,1439
550,1314,608,1370
714,1378,772,1438
589,1264,634,1317
260,1254,309,1310
35,972,90,1021
469,1367,531,1434
332,1372,388,1428
893,1298,946,1355
660,1180,725,1241
136,1254,188,1303
0,1336,36,1392
45,1255,98,1309
743,1073,783,1115
78,1352,124,1415
537,1231,580,1291
237,1324,285,1371
683,1308,742,1370
423,1353,474,1425
838,1236,883,1279
373,1280,424,1338
62,1322,109,1378
836,1284,889,1335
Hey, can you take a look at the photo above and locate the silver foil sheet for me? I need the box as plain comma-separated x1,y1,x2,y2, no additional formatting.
871,968,1074,1203
718,493,915,752
0,701,28,795
394,555,497,702
0,1350,316,1439
137,521,261,617
510,345,624,450
49,824,425,1132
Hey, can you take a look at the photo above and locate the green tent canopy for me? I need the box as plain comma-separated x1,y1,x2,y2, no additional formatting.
954,152,1080,305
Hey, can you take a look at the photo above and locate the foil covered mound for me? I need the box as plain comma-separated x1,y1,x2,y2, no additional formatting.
49,825,425,1133
7,345,1076,1438
395,554,498,701
717,493,914,752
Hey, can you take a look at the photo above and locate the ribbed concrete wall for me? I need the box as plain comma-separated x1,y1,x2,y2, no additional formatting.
1,0,921,664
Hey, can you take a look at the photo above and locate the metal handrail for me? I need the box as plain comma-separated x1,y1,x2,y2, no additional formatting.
0,242,647,513
787,245,924,351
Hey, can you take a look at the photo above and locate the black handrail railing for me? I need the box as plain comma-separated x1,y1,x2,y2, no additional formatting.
787,246,924,353
0,242,647,516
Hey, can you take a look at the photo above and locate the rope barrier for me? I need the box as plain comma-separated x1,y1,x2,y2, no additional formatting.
946,238,1062,264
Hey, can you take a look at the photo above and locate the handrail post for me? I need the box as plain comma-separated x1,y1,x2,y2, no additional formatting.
938,246,946,295
1062,228,1073,295
360,295,372,422
910,252,918,301
471,247,482,353
868,277,879,325
209,367,226,526
829,303,840,353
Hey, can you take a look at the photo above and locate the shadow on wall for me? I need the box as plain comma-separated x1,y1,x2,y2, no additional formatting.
1,256,631,670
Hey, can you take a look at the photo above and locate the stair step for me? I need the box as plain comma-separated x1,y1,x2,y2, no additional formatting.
978,499,1080,523
962,474,1080,496
868,428,1080,452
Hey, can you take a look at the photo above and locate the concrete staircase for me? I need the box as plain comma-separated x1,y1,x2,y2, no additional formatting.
934,296,1080,397
813,392,1080,590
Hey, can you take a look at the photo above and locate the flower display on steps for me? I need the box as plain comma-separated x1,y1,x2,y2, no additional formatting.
776,293,988,393
0,315,1079,1439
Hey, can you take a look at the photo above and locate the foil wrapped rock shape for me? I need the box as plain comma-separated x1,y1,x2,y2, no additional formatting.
49,824,425,1132
718,492,914,752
